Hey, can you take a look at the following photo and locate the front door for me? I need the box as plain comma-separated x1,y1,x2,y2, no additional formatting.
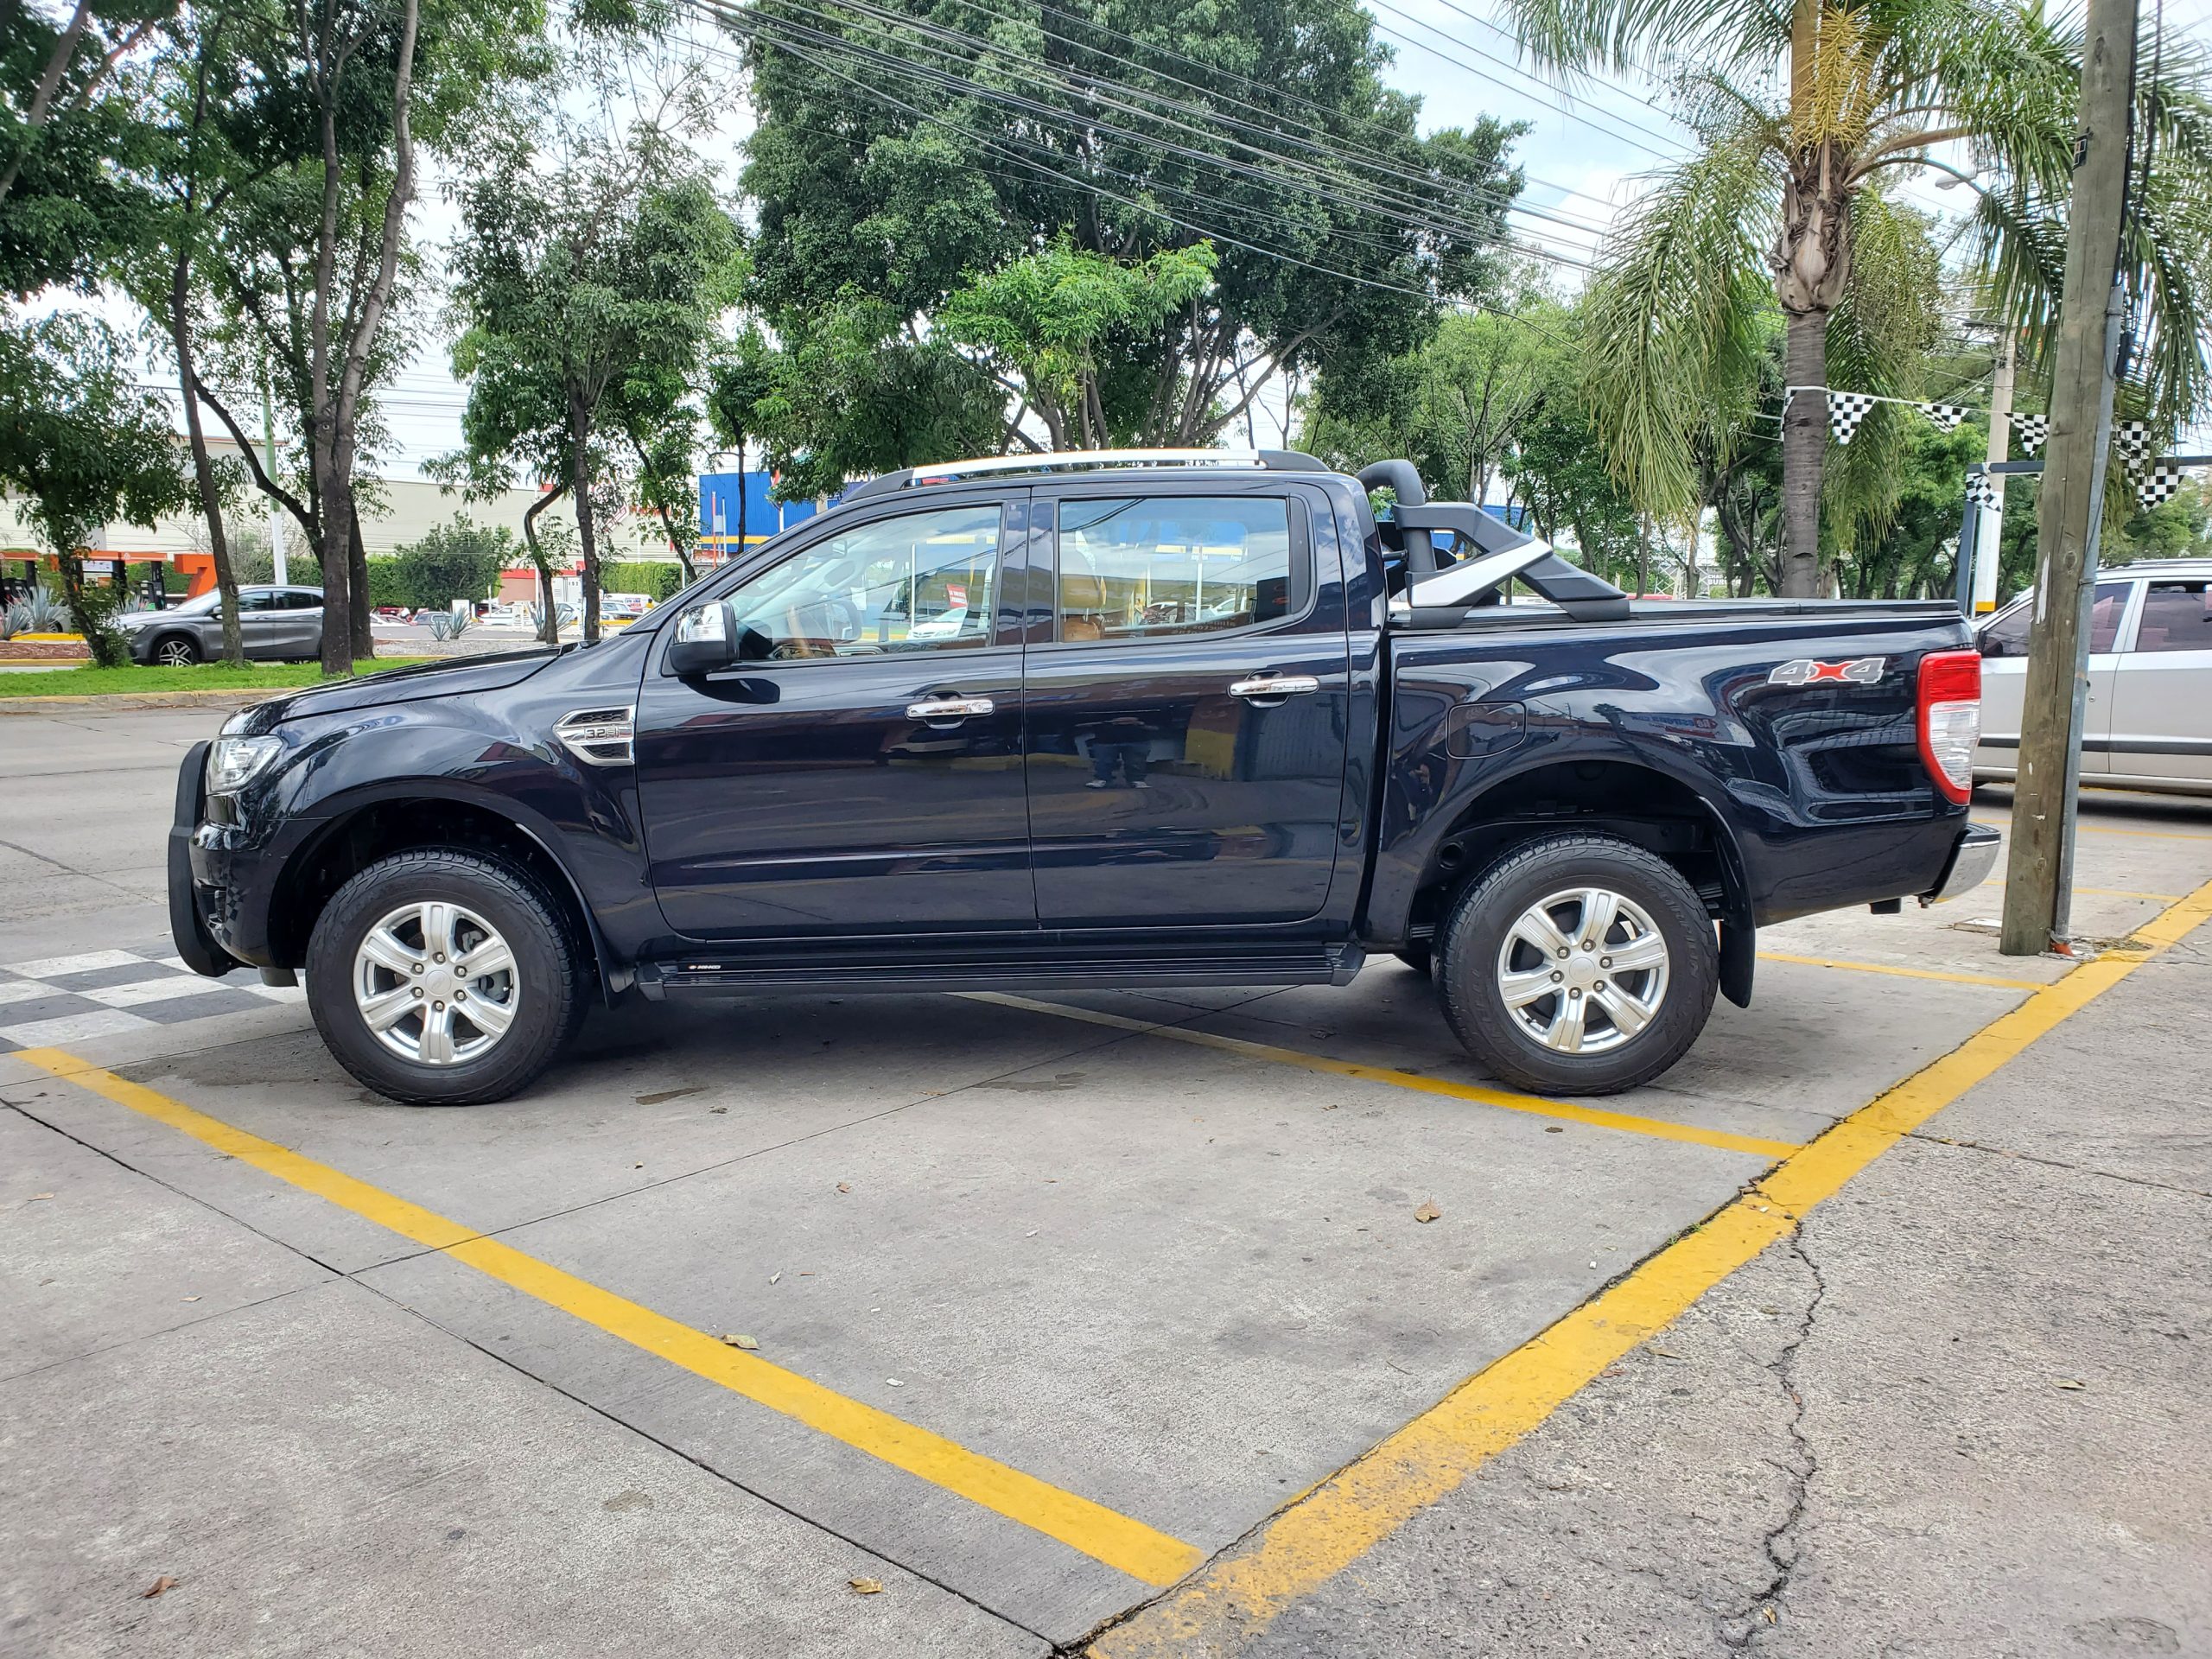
1023,486,1351,928
635,497,1033,941
236,588,283,659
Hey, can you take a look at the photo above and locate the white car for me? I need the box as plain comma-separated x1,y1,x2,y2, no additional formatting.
1975,556,2212,797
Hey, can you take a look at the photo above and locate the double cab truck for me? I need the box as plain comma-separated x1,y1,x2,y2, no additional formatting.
169,448,1997,1105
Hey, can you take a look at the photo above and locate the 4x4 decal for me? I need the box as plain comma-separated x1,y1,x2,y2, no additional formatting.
1769,656,1886,686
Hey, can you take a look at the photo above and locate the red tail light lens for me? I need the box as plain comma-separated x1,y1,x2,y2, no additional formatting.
1917,649,1981,804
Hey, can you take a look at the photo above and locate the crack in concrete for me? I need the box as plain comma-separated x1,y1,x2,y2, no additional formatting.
1905,1131,2212,1198
1719,1229,1826,1651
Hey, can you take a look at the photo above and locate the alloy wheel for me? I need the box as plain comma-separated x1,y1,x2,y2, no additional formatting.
353,899,521,1066
1494,886,1670,1055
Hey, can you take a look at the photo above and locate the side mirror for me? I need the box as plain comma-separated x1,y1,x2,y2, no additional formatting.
665,601,737,677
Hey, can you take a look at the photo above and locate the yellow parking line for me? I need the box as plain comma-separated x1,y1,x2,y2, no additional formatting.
1088,872,2212,1657
9,1048,1204,1590
962,992,1798,1160
1755,950,2046,991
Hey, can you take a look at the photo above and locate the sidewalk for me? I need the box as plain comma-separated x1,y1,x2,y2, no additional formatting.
1227,919,2212,1657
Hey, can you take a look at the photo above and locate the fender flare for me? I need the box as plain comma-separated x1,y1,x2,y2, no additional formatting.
278,778,630,1002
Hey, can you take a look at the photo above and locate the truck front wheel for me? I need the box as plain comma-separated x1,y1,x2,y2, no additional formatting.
305,849,589,1105
1436,833,1718,1096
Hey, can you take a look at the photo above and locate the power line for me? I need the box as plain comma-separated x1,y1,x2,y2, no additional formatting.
714,12,1572,344
1361,0,1691,161
720,0,1594,268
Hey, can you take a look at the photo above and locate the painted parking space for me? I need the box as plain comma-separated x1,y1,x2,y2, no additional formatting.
5,785,2210,1653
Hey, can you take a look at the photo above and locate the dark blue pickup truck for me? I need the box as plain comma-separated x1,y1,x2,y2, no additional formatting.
168,450,1996,1105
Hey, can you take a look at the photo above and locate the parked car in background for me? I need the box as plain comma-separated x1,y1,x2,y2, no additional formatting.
118,586,325,665
1975,557,2212,797
601,593,652,626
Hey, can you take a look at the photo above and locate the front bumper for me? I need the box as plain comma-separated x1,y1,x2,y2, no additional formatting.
168,742,239,976
1920,823,2001,906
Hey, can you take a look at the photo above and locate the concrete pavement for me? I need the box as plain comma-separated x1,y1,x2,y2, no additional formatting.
1,707,2206,1657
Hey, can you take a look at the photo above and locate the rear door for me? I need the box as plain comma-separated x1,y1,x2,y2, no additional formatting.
275,588,323,658
1977,578,2130,777
634,494,1034,941
2106,576,2212,782
1022,483,1351,929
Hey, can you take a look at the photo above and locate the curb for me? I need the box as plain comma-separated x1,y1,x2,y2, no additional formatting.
0,688,272,715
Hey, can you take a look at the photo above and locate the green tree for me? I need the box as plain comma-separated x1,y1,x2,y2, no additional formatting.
938,239,1218,449
0,315,187,664
1506,0,2212,594
388,514,513,608
734,0,1525,486
445,124,736,642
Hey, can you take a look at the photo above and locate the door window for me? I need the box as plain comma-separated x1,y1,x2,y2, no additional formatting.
1057,497,1294,643
277,590,321,610
725,505,1002,659
2132,582,2212,653
1980,582,2128,658
237,589,277,613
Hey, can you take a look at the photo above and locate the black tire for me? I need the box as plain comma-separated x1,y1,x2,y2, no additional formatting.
305,849,589,1105
1436,833,1718,1096
151,632,200,667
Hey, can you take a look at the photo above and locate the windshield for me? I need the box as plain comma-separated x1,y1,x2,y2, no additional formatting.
155,590,220,615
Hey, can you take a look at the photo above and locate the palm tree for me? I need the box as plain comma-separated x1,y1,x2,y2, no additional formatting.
1505,0,2212,594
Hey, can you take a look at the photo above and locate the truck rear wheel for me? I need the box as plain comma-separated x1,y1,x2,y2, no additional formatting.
1436,833,1717,1096
305,849,588,1105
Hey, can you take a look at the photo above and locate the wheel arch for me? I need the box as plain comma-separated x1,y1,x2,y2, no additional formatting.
1402,757,1756,1006
267,784,624,1001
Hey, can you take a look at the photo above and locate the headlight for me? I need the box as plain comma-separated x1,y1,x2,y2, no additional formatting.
207,735,283,794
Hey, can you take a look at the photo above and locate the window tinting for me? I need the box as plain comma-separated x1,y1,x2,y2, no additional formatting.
2088,582,2128,654
1982,582,2126,658
726,505,1001,659
237,589,276,613
1058,497,1293,643
2133,582,2212,654
278,590,321,610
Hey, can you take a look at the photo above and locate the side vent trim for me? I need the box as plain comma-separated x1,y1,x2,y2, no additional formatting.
554,706,636,767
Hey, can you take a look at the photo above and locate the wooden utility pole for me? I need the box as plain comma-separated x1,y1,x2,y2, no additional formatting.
2001,0,2137,957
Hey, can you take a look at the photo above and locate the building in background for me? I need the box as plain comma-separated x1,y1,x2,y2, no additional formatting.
698,472,823,565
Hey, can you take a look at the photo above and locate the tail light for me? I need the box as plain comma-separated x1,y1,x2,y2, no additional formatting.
1916,650,1981,804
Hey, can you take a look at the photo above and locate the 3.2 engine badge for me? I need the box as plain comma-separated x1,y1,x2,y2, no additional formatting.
1769,657,1886,687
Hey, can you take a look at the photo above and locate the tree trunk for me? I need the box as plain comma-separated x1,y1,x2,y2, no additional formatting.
169,256,243,664
734,435,747,566
346,500,372,658
1778,308,1827,596
569,392,601,645
521,482,563,645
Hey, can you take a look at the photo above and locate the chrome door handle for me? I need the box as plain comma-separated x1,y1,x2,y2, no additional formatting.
1229,675,1320,699
906,696,995,720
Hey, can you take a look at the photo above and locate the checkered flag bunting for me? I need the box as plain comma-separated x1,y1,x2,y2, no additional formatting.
2116,422,2152,470
1829,391,1879,445
2012,413,2049,454
1918,402,1971,434
1965,473,2002,512
2138,461,2188,512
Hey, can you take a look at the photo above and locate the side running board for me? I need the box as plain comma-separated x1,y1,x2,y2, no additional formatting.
637,944,1365,1000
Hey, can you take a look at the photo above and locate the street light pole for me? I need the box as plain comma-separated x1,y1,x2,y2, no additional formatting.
2000,0,2138,957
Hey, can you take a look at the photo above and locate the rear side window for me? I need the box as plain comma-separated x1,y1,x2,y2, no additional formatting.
237,589,276,613
1058,497,1294,644
278,590,321,610
1981,582,2128,658
2133,582,2212,653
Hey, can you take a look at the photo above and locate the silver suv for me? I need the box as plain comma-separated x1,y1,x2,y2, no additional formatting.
118,586,326,666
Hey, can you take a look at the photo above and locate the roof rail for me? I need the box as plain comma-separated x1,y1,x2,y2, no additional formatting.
842,448,1329,503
